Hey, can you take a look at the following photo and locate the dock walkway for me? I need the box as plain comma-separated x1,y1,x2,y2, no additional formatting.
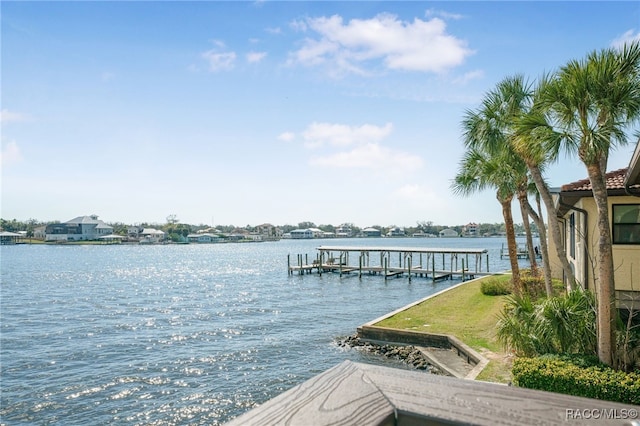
288,245,490,282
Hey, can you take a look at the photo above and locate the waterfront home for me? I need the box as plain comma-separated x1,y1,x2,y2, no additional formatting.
336,224,353,237
0,231,22,244
126,227,167,243
362,227,382,237
290,229,314,239
387,227,406,237
34,226,46,240
548,139,640,313
255,223,282,240
140,228,166,243
462,222,479,237
439,228,459,238
187,233,221,243
45,215,113,241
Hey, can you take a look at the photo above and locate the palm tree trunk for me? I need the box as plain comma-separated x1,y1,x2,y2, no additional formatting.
585,161,616,366
527,163,576,290
499,193,522,295
525,195,554,296
518,189,538,273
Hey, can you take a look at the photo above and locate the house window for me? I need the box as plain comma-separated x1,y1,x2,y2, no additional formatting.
613,204,640,244
569,213,576,258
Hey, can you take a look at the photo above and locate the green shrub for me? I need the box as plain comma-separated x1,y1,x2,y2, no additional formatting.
520,269,546,299
496,288,597,356
481,277,512,296
512,355,640,405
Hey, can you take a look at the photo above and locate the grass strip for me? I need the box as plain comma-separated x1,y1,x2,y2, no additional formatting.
374,275,513,383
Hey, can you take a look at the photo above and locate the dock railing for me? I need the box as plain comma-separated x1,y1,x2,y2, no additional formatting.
288,246,491,282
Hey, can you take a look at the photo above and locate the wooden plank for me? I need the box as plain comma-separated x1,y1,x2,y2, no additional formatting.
224,361,395,426
227,361,640,426
356,361,638,425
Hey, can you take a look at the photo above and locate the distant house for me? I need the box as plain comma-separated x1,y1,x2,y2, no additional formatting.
228,228,250,241
0,231,22,245
439,228,459,238
336,224,353,238
34,226,46,240
548,138,640,312
128,226,165,242
290,229,314,239
308,228,325,238
387,227,405,237
45,215,113,241
187,233,221,243
463,222,479,237
362,227,381,237
255,223,282,240
139,228,165,244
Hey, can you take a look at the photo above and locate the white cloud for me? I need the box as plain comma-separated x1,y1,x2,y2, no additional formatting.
201,41,236,71
612,29,640,49
278,131,296,142
425,8,464,21
246,51,267,63
310,142,422,172
0,109,28,123
294,121,421,174
1,141,23,166
301,122,393,148
288,13,473,75
266,27,282,35
452,69,484,85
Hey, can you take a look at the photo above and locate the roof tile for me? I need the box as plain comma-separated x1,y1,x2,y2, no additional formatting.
560,168,640,192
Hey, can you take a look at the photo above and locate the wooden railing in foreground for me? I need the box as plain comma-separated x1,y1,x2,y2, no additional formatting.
224,360,639,426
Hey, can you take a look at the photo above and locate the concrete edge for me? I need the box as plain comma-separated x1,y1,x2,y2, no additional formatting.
357,273,505,380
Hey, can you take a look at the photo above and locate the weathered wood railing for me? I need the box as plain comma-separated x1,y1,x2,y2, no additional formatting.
225,360,639,425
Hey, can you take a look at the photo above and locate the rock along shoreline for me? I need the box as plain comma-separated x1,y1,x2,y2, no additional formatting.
336,335,443,374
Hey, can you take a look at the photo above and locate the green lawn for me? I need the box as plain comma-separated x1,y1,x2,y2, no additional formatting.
374,275,513,383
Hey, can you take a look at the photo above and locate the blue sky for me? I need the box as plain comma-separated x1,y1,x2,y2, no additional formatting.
2,1,639,228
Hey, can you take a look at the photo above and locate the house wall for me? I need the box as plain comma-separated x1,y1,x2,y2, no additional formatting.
549,195,639,294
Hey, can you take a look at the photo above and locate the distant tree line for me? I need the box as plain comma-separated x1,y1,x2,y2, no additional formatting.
0,217,539,238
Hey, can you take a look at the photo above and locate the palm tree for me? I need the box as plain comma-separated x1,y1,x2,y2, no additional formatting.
462,75,560,296
531,42,640,365
452,147,523,294
513,82,578,293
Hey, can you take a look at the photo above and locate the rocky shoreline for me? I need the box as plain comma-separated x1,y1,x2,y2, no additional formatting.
337,335,442,374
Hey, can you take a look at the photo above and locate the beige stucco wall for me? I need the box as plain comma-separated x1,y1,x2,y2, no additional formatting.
548,194,640,294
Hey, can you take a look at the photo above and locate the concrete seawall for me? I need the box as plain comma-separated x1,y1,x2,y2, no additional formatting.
356,276,494,379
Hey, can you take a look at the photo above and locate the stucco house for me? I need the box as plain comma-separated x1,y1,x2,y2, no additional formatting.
45,215,113,241
362,227,382,237
290,229,314,239
463,222,479,237
187,233,221,243
255,223,282,240
548,140,640,313
439,228,459,238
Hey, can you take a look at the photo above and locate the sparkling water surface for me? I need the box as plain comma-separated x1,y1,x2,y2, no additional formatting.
1,237,527,425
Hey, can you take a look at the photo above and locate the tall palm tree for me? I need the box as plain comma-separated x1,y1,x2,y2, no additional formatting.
463,75,559,296
513,82,578,293
516,181,538,274
531,42,640,366
524,185,554,297
452,147,523,294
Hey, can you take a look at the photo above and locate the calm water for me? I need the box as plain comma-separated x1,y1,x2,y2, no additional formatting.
1,237,528,425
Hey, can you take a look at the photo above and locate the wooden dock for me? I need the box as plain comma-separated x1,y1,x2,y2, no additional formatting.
500,243,542,260
288,246,491,282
